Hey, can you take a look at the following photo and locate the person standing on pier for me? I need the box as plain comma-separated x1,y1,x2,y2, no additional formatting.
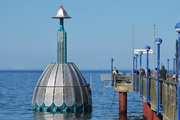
145,68,151,77
159,65,168,80
112,67,119,85
141,68,145,76
172,72,176,82
113,67,119,74
153,68,157,79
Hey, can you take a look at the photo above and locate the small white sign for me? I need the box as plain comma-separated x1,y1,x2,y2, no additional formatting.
134,49,153,54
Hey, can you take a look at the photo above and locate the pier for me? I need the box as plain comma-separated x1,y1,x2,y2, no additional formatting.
113,73,178,120
112,23,180,120
113,73,177,120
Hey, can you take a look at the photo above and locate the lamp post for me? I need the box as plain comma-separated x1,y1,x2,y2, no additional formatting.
173,58,175,74
155,38,162,115
135,54,138,93
133,56,135,90
111,58,114,86
167,59,170,73
138,51,143,97
145,45,151,104
175,22,180,120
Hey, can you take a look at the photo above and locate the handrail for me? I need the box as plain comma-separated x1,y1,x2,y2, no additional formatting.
141,76,177,86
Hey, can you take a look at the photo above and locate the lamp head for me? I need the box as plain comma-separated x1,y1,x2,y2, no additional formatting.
133,55,135,60
145,46,151,51
175,22,180,33
155,38,162,45
134,54,138,58
138,51,143,55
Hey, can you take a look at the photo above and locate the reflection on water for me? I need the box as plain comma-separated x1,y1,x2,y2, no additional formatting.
33,112,92,120
32,111,144,120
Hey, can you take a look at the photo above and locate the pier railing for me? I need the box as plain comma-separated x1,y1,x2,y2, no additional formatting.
134,75,177,120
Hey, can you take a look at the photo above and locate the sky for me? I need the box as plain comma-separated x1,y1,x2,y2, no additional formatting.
0,0,179,70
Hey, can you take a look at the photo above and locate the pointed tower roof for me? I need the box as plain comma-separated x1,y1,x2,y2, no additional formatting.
52,5,71,19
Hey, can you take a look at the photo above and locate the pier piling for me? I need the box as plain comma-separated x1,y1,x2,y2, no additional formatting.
143,102,162,120
119,92,127,120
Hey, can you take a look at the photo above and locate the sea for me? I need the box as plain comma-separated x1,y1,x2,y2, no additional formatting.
0,70,143,120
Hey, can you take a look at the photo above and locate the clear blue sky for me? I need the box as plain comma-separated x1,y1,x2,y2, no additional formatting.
0,0,179,70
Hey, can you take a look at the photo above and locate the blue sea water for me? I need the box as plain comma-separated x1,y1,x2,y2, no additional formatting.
0,70,143,120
